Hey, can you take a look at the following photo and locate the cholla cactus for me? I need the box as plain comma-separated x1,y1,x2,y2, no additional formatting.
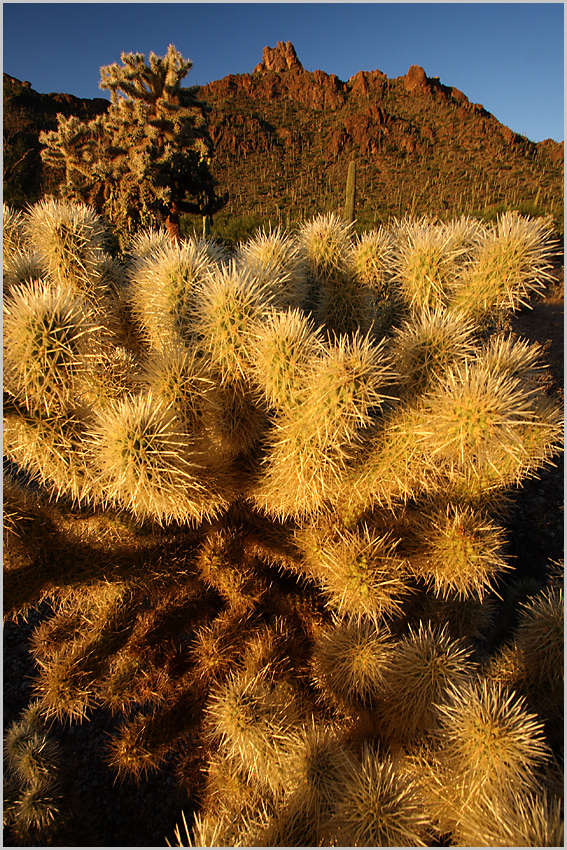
326,743,430,846
24,198,109,298
236,226,307,309
39,45,225,246
128,238,216,349
3,702,83,845
3,248,45,294
488,584,564,724
392,217,468,312
451,212,557,317
3,200,563,846
392,306,478,396
3,203,26,263
408,503,511,600
452,785,564,847
204,664,301,795
3,279,103,415
311,616,394,710
435,680,549,807
376,623,476,744
297,212,371,334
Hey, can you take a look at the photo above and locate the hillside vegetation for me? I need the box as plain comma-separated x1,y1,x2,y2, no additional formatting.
4,41,564,241
193,42,564,237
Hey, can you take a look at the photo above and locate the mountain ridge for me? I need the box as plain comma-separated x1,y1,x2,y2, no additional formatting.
191,41,562,234
3,42,564,236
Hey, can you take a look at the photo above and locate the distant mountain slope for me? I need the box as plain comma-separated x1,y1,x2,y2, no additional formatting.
3,43,564,235
196,42,563,232
3,73,109,207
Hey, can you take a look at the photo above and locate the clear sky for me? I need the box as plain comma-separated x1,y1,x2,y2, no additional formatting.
3,2,564,143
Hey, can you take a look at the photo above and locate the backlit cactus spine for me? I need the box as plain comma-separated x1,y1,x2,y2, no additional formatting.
3,200,563,847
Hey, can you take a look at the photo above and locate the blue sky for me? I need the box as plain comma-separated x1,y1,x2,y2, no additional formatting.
3,2,564,142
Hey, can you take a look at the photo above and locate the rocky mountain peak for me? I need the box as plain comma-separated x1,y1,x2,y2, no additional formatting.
254,41,303,73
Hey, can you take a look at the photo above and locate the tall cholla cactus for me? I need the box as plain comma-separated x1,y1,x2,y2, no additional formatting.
3,201,563,847
39,45,225,246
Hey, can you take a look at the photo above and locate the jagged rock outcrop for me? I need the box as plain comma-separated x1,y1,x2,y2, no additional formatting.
3,44,564,233
404,64,429,94
194,44,562,230
254,41,303,73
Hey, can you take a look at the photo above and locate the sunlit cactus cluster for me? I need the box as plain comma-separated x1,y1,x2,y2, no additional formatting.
3,199,563,846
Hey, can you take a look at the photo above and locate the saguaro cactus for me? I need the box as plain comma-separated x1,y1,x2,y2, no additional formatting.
344,160,356,223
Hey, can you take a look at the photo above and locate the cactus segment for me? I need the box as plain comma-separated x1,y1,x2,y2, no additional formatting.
377,623,476,743
189,260,273,385
409,503,511,600
328,744,430,847
128,238,214,349
87,392,225,523
24,198,109,299
436,679,549,797
392,306,478,396
3,280,103,416
250,308,325,411
237,226,307,309
344,160,356,223
311,616,394,709
392,218,468,312
451,211,557,317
